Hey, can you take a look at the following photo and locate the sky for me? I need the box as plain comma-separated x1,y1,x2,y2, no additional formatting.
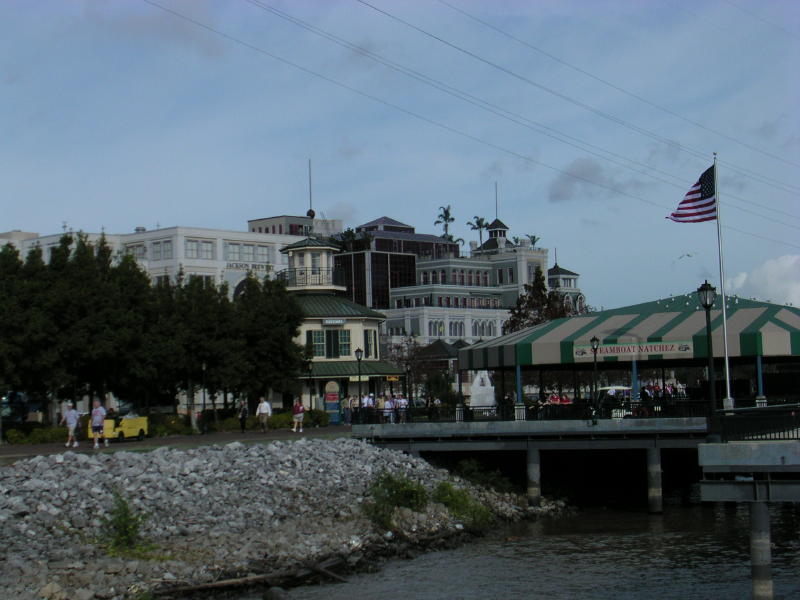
2,0,799,309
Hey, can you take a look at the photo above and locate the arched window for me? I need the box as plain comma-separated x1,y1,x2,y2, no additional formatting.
472,322,478,336
483,272,489,286
441,270,447,284
458,322,465,336
467,271,473,286
488,322,495,336
431,271,438,284
422,271,429,285
459,270,465,285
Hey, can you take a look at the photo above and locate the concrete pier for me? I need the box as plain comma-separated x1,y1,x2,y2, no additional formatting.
527,447,541,507
646,447,663,514
750,502,773,600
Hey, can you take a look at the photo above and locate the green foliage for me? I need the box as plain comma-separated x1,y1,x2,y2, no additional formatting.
432,482,493,531
101,490,148,553
503,267,572,334
0,237,307,418
305,409,330,428
267,413,293,430
455,459,515,494
363,472,428,530
5,429,28,444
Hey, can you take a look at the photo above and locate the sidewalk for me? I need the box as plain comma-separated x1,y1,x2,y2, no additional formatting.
0,425,352,465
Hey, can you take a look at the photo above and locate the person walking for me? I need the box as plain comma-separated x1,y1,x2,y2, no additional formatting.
341,395,351,426
90,399,108,449
238,400,249,433
255,397,272,433
60,402,80,448
291,398,305,433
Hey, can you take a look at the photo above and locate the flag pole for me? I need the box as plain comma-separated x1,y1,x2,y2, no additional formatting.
713,153,734,409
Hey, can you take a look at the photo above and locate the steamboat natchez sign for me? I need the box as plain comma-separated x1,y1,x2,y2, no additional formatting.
573,340,693,360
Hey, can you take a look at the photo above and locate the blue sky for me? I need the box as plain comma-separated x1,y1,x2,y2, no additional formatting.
2,0,799,309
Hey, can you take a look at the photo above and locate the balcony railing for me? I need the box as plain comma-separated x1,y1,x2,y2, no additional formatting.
276,268,345,288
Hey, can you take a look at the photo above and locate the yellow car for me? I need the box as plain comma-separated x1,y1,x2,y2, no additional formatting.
87,414,149,442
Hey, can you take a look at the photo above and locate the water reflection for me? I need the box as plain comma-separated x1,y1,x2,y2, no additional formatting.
279,505,799,600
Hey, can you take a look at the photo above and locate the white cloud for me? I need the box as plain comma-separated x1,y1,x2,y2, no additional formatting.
730,255,800,306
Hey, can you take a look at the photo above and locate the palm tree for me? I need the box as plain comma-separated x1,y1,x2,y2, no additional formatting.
434,205,455,237
466,216,488,246
527,234,540,247
442,233,465,246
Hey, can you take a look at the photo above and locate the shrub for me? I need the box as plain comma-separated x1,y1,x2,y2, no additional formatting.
433,481,493,531
363,472,428,530
268,412,293,430
27,428,64,444
148,414,188,435
305,409,330,428
5,429,28,444
455,459,515,494
101,490,148,553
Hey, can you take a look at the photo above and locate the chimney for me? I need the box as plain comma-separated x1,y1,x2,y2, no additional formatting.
134,226,146,233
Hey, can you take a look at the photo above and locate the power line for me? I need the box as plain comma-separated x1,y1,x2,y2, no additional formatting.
243,0,800,229
436,0,800,169
140,0,800,251
721,0,800,42
355,0,800,194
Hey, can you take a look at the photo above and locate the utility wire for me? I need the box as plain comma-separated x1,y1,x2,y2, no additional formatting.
436,0,800,170
140,0,800,251
721,0,800,42
244,0,800,228
355,0,800,194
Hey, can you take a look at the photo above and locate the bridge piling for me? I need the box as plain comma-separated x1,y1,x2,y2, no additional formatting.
527,447,541,507
750,502,773,600
646,448,663,514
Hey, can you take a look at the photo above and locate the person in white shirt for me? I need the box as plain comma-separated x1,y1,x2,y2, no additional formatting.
60,402,80,448
255,397,272,433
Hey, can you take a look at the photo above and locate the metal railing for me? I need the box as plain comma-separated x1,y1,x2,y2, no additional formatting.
720,404,800,442
276,268,345,288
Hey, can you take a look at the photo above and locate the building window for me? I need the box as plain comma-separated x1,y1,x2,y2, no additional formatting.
437,296,443,307
154,275,169,286
188,274,214,286
441,270,447,284
256,245,270,263
431,271,438,285
310,330,325,357
242,244,254,262
422,271,429,285
163,240,173,260
498,268,504,284
311,252,321,274
414,297,421,307
200,241,214,260
127,244,146,259
467,271,473,286
186,240,198,259
396,299,403,308
508,267,514,283
446,297,451,307
227,243,241,261
364,329,373,358
483,272,489,286
339,330,351,356
152,242,162,261
459,270,465,285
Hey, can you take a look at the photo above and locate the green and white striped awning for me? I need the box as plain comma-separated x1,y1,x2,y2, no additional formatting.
458,294,800,370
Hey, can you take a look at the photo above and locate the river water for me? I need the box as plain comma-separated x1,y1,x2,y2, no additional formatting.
279,504,799,600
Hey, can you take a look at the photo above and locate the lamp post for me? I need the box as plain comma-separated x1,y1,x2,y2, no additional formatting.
201,362,207,434
306,361,314,410
697,280,717,418
355,347,363,423
590,336,600,420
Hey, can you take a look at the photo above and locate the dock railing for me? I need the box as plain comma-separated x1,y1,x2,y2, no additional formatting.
719,404,800,442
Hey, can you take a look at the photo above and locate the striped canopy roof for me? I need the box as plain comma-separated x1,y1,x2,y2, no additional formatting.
458,294,800,370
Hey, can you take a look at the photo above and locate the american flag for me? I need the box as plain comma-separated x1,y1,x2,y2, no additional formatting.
667,166,717,223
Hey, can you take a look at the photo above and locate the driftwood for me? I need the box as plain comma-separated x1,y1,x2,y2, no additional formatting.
151,556,348,596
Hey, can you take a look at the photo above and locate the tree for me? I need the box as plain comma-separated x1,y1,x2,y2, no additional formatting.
0,244,24,394
442,233,465,246
434,205,455,237
526,234,540,247
466,216,488,246
502,267,570,334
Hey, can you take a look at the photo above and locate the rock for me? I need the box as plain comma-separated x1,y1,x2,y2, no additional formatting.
162,572,177,581
263,587,290,600
39,582,68,600
73,589,95,600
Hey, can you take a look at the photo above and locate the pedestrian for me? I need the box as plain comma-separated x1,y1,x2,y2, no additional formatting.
90,399,108,450
255,396,272,433
238,400,249,433
60,402,80,448
291,398,305,433
341,395,351,426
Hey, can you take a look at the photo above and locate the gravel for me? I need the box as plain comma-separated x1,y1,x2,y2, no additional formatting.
0,438,563,599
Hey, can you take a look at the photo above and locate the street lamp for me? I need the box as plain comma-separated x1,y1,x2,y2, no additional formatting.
355,348,363,422
697,280,717,416
306,361,314,410
590,336,600,419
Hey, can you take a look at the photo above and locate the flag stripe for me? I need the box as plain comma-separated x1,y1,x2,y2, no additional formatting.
667,165,717,223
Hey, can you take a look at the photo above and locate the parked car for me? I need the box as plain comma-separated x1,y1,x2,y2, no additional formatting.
87,413,148,442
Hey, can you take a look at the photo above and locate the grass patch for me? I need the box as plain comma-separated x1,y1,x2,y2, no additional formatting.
100,489,156,557
432,481,494,532
363,471,428,530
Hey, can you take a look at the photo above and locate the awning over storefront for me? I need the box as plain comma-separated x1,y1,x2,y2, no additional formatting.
309,360,405,379
458,294,800,370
